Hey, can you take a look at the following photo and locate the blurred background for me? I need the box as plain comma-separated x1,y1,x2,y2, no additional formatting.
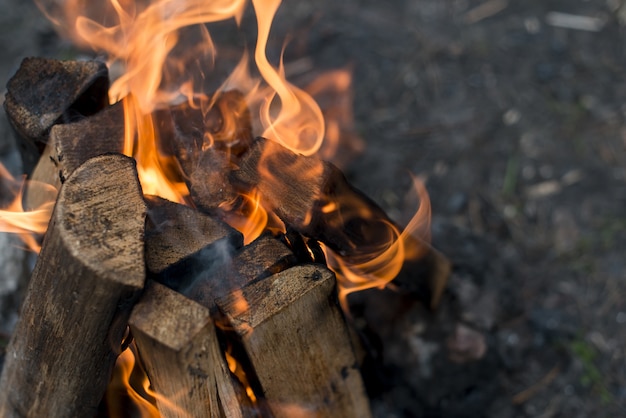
1,0,625,416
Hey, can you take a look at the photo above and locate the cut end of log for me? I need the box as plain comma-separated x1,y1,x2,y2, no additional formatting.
219,264,335,335
130,282,213,353
56,154,146,287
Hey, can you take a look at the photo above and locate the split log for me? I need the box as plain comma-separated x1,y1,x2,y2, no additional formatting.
143,195,243,291
0,154,146,418
23,102,125,210
231,137,450,307
215,264,372,418
4,58,109,172
154,90,253,212
129,282,254,418
185,233,298,310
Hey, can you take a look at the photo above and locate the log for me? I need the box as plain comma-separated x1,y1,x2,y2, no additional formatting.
129,282,254,418
0,154,146,418
231,137,450,307
215,264,372,418
154,90,253,212
143,195,243,291
23,102,125,211
4,58,109,172
185,233,298,310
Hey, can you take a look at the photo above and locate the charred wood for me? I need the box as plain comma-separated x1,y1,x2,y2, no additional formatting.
216,264,372,418
232,137,450,307
4,58,109,172
154,90,253,213
0,154,146,418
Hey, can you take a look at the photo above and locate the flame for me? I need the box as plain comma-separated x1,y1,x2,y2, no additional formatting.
0,164,55,253
304,68,364,168
122,94,189,202
107,343,191,417
220,189,268,245
21,0,435,414
324,176,432,310
106,344,160,418
251,0,324,156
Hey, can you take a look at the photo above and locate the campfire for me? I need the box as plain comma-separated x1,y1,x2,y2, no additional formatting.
0,0,450,416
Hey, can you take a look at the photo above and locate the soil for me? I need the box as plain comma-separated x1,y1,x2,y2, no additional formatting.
1,0,625,417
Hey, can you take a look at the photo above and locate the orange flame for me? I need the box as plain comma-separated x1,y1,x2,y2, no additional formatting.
251,0,325,156
22,0,435,414
106,345,160,418
220,189,268,245
324,176,432,310
122,94,189,202
0,164,55,253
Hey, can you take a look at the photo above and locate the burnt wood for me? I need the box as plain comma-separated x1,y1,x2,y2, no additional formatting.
216,264,372,418
232,137,450,307
129,282,254,418
4,58,109,172
0,154,146,418
154,90,253,213
24,102,125,211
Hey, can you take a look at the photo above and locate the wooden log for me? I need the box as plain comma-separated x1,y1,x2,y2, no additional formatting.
215,264,372,418
143,195,243,291
231,137,450,307
0,154,146,418
4,58,109,172
129,282,254,418
154,90,253,212
23,102,125,211
185,233,298,310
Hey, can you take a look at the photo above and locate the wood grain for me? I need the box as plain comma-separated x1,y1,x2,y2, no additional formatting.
0,154,146,418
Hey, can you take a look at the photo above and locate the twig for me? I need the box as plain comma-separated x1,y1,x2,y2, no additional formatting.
464,0,509,24
512,364,560,405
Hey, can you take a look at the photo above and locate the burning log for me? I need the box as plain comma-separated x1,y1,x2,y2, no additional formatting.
143,195,243,290
24,102,126,210
4,58,109,172
0,154,146,417
216,264,372,418
231,137,450,307
154,90,253,213
129,282,253,418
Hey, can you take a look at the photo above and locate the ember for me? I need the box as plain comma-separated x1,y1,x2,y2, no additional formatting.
0,0,447,417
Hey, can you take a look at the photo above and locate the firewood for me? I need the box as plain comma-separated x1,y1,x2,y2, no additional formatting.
154,90,253,212
0,154,146,418
215,264,372,418
185,233,298,310
143,195,243,291
231,137,450,307
23,102,125,211
4,58,109,172
129,282,254,418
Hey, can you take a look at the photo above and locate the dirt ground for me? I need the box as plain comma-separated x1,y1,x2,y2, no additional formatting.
1,0,625,417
